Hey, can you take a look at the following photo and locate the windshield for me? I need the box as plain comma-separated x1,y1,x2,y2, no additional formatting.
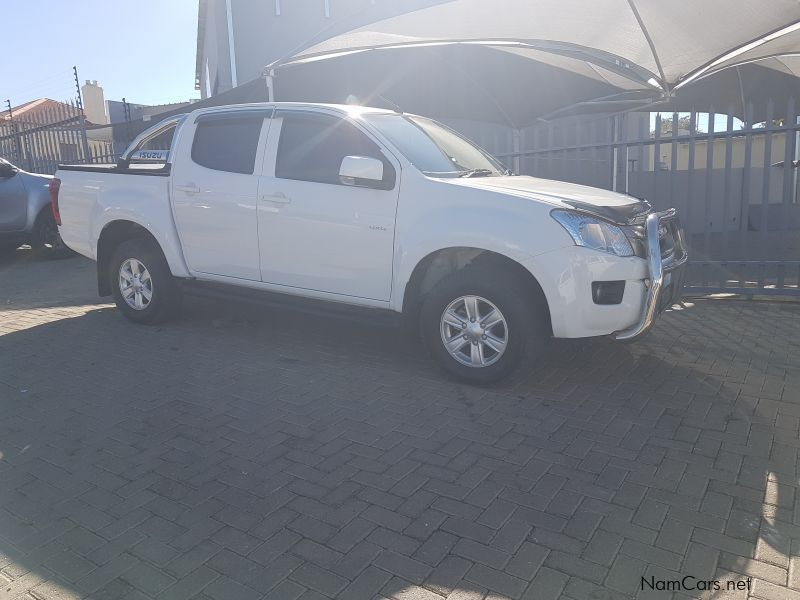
364,114,505,177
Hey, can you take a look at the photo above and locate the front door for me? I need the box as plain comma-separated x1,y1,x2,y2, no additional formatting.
171,111,270,280
257,111,400,301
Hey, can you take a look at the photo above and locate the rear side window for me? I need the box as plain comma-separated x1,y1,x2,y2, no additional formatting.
275,113,395,188
191,117,263,174
139,125,176,152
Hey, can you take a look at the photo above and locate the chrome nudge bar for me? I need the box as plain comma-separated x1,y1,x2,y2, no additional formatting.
614,208,688,341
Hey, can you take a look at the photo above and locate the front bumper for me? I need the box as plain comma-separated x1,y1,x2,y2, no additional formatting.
613,209,688,341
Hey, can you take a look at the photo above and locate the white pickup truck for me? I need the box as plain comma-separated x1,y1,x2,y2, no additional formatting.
54,103,687,382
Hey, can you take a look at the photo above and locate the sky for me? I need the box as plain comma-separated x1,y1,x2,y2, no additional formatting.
1,0,199,110
650,112,745,134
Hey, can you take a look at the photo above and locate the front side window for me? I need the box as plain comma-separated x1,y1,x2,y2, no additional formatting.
275,113,395,188
191,117,263,175
364,114,505,177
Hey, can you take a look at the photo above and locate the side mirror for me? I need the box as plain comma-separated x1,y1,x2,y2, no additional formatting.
0,163,17,178
339,155,384,188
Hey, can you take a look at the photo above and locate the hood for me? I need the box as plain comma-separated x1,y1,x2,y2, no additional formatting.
441,175,651,224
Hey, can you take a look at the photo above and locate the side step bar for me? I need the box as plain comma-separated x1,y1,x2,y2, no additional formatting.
177,279,403,328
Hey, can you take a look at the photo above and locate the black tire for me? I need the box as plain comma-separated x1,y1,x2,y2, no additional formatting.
109,237,181,324
420,267,547,383
31,209,70,257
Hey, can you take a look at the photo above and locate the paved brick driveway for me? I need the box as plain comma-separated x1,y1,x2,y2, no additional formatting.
1,250,799,600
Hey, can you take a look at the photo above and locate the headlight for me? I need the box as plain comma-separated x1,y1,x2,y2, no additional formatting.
551,210,634,257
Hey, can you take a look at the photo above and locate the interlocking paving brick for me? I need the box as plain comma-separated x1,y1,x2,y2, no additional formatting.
453,538,509,570
520,566,568,600
262,579,307,600
289,561,349,596
605,554,647,595
2,256,800,600
73,552,139,595
654,516,693,555
340,565,394,599
159,566,219,600
374,550,432,585
413,531,458,567
719,551,788,586
544,550,607,584
490,519,532,554
465,563,527,599
582,529,623,568
120,561,176,596
43,550,97,583
505,542,548,580
424,554,472,597
203,575,262,600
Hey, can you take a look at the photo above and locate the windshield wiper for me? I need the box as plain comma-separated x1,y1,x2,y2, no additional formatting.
458,169,494,178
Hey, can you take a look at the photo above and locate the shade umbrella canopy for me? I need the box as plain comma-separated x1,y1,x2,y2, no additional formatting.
272,44,654,127
272,0,800,92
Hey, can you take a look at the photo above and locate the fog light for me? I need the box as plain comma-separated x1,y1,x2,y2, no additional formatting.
592,281,625,305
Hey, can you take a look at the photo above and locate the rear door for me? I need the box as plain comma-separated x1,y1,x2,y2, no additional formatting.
171,110,271,280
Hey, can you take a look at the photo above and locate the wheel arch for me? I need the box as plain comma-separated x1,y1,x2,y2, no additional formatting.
31,203,54,239
400,247,552,336
96,220,166,296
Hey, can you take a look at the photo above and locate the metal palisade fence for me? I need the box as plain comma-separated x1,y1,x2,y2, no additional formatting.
0,100,130,174
493,99,800,297
2,95,798,296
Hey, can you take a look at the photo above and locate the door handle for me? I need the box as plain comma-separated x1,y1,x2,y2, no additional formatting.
175,183,200,194
262,192,291,204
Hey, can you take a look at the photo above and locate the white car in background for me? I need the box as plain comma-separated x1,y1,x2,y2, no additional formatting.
53,103,687,382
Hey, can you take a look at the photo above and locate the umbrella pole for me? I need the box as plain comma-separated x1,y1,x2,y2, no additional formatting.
266,69,276,102
612,114,619,192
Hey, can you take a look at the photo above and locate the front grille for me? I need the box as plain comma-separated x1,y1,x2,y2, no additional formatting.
659,221,676,261
624,213,683,262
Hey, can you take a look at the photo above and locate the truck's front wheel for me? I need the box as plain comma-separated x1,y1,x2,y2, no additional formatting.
110,238,180,324
420,268,546,383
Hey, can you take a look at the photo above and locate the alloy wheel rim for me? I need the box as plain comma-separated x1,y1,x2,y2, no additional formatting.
440,295,508,368
119,258,153,311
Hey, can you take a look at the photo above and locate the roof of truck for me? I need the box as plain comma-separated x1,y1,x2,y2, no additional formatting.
189,102,399,117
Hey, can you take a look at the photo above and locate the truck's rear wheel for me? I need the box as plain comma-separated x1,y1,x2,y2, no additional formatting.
110,238,180,324
420,268,546,383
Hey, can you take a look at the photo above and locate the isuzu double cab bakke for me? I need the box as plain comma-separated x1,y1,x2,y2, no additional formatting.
54,103,687,382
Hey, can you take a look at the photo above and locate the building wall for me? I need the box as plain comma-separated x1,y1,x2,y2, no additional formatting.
201,0,232,97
